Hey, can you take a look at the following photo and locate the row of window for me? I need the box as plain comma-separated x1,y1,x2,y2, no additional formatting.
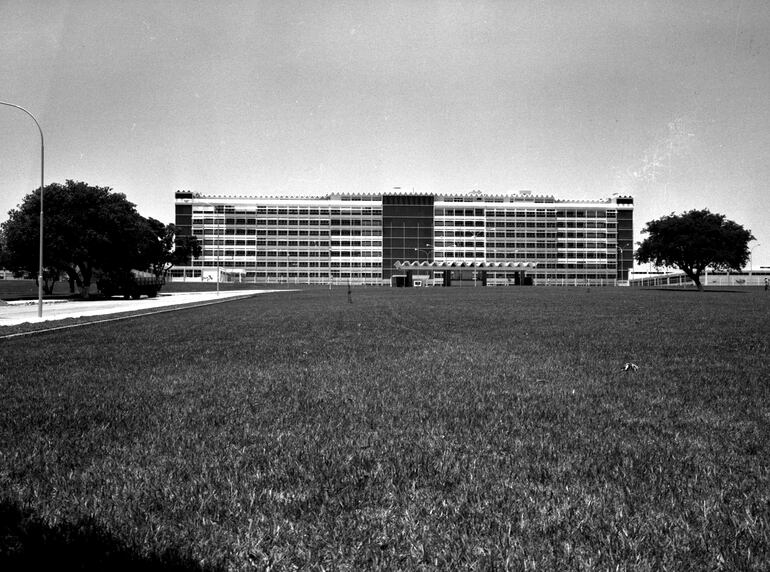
463,209,618,218
454,231,554,239
198,251,622,264
196,204,616,217
558,252,617,259
485,221,615,229
486,221,557,228
486,242,554,249
257,240,331,247
196,214,618,228
257,261,381,268
434,240,485,248
196,261,381,269
206,251,382,258
194,228,383,238
431,252,621,262
332,240,382,247
435,208,485,217
534,273,618,279
330,229,382,236
484,209,556,218
485,252,556,259
198,239,384,249
485,241,615,249
483,231,615,239
433,252,485,259
435,220,489,227
194,221,620,235
199,207,384,216
197,219,382,227
435,230,494,237
195,218,381,227
249,272,382,278
186,261,621,274
211,239,384,247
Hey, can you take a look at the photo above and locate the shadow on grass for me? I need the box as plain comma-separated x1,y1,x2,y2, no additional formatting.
0,501,216,572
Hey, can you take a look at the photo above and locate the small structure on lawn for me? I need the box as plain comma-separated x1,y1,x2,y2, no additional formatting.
392,260,538,287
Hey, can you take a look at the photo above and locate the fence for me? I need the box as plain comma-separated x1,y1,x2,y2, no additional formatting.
629,272,770,288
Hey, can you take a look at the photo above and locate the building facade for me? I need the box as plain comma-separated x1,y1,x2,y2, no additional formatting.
173,190,634,285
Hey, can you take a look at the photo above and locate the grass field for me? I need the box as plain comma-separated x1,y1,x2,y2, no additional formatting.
1,287,769,570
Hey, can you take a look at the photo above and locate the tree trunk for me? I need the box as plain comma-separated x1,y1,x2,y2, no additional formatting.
79,263,92,299
693,276,703,291
37,272,56,295
683,268,704,291
65,267,81,294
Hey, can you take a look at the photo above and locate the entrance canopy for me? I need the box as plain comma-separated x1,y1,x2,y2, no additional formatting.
393,260,538,286
394,260,538,271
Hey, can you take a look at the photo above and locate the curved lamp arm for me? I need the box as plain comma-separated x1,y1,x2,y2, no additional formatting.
0,101,44,317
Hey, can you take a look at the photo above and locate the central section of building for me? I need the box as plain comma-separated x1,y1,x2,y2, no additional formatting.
173,191,633,286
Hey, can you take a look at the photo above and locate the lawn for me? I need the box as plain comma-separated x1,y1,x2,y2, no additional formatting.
1,287,769,570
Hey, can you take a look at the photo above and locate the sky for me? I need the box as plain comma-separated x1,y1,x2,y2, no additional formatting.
2,0,769,268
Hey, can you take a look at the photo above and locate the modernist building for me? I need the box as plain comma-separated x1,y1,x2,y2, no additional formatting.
172,190,634,286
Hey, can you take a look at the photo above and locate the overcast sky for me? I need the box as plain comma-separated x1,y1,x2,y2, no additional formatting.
2,0,768,267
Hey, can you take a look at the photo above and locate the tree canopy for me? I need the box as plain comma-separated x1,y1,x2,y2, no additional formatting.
143,220,201,278
1,180,198,296
635,209,755,291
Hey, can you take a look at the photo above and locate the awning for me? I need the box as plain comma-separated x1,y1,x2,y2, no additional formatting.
394,260,537,269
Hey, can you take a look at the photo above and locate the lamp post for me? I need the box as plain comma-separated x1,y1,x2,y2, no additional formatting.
402,221,406,262
414,244,432,283
1,101,44,317
413,248,432,261
413,243,432,262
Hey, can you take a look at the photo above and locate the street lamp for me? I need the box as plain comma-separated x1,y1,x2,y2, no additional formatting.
1,101,44,317
413,243,432,262
413,244,432,285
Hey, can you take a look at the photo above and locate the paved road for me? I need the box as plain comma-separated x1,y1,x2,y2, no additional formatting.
0,290,282,327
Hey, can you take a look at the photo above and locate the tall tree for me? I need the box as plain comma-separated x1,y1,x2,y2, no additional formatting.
635,209,754,291
1,180,169,296
142,220,201,277
169,228,202,269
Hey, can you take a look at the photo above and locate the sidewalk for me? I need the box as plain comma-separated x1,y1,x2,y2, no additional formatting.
0,290,281,327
